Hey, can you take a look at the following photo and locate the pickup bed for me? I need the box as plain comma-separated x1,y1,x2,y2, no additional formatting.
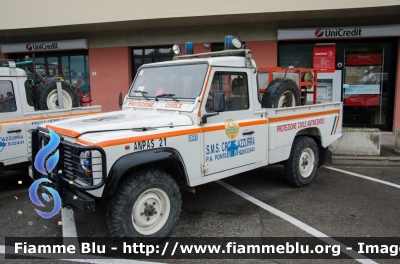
30,47,342,243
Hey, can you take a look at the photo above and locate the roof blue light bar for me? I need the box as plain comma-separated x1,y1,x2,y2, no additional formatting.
224,35,234,50
185,42,194,55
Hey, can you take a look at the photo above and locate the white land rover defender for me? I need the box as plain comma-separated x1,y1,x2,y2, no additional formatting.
30,37,342,243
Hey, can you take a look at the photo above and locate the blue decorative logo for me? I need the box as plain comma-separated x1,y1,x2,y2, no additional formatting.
30,128,61,218
0,137,5,152
34,129,60,175
29,178,61,219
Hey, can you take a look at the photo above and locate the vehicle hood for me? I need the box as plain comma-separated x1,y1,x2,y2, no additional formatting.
43,109,193,138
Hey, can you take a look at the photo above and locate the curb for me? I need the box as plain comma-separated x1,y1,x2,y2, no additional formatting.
332,155,400,166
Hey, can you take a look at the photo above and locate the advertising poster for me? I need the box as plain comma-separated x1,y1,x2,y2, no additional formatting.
344,53,382,107
344,65,381,95
313,45,336,72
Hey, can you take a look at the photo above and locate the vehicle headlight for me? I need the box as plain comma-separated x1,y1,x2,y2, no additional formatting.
172,44,181,55
80,150,91,170
41,138,48,149
232,37,244,49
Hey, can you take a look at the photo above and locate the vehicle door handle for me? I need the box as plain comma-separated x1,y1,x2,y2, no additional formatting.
242,131,254,135
7,129,21,133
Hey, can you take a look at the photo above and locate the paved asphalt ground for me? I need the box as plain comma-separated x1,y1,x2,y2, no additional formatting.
1,164,400,264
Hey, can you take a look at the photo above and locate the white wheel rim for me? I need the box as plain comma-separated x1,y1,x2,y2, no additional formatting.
131,188,171,235
277,91,295,107
299,147,315,178
47,89,73,109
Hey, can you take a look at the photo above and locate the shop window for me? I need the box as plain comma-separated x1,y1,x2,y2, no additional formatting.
132,47,174,80
206,72,249,112
9,51,90,94
0,81,17,112
279,43,314,68
211,43,224,52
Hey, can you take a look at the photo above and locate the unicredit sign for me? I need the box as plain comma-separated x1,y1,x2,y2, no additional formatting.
278,24,400,40
25,42,59,51
0,39,87,53
314,28,362,38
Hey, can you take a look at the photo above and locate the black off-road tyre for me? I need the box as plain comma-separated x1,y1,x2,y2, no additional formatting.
107,169,181,244
37,82,79,110
261,78,300,108
284,136,319,188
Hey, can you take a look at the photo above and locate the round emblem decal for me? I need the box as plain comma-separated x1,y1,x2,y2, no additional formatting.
224,119,239,139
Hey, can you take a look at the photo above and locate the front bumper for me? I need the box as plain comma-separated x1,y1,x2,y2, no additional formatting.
35,179,96,212
30,128,107,212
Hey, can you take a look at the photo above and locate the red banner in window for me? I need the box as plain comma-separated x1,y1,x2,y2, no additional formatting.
313,45,336,72
346,54,382,65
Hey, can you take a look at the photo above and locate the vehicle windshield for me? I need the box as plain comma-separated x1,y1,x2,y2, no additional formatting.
129,63,208,99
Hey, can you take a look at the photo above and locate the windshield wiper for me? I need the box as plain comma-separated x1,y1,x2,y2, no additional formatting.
155,94,179,102
133,90,149,101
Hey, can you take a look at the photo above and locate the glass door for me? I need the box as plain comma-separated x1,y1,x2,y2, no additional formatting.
343,45,385,126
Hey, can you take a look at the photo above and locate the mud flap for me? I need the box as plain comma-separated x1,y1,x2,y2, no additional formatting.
0,162,4,174
318,146,332,167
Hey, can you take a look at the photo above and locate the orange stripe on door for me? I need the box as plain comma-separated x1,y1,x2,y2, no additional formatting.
76,119,268,147
240,119,268,126
0,119,24,124
203,125,225,132
202,119,267,132
268,109,340,122
78,128,204,148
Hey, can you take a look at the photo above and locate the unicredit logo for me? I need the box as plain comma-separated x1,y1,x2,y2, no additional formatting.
25,42,59,51
315,28,362,38
315,29,323,37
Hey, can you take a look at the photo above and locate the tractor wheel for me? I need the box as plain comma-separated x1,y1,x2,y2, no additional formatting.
261,78,300,108
37,82,79,110
107,168,181,243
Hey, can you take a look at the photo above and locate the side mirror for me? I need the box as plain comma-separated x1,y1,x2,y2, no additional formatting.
212,92,225,112
202,91,225,124
118,91,122,109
